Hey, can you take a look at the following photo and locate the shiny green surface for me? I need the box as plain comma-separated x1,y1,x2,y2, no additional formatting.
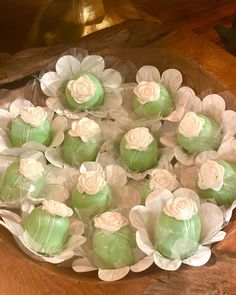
133,84,174,118
0,161,45,202
198,159,236,206
71,185,113,219
176,114,222,154
65,74,104,110
155,211,201,260
24,207,69,255
61,133,101,168
92,225,136,269
119,136,159,172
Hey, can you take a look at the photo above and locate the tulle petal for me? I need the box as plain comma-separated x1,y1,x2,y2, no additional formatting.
72,258,97,272
100,69,122,90
0,127,11,152
174,146,196,166
116,183,141,209
69,220,84,236
45,148,64,168
98,267,130,281
183,246,211,266
136,66,160,83
55,55,81,79
201,94,226,122
40,72,62,97
103,90,123,108
105,165,127,188
178,165,198,190
81,55,105,77
136,230,154,256
153,251,182,271
161,69,183,93
195,150,219,166
218,137,236,163
222,110,236,136
10,98,34,118
130,255,154,272
173,188,200,208
80,161,104,174
0,109,12,129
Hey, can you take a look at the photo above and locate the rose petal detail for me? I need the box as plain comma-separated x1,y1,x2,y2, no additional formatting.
136,65,160,83
55,55,81,79
201,94,226,122
40,72,62,97
98,267,130,282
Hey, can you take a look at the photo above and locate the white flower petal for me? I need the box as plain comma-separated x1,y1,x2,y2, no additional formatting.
105,165,127,188
199,202,224,244
218,137,236,163
55,55,81,79
69,220,84,236
173,188,200,208
164,107,185,122
81,55,105,76
45,148,64,168
103,91,123,108
0,109,12,129
98,267,130,281
80,161,104,174
201,94,226,122
129,205,151,229
38,184,69,202
51,116,68,132
183,245,211,266
0,209,22,223
136,230,154,256
161,69,183,93
157,148,175,170
221,199,236,223
153,251,182,271
1,217,23,236
136,66,160,83
130,255,154,272
178,165,198,190
40,72,62,97
174,146,196,166
145,189,173,211
42,250,75,264
116,184,141,209
203,231,226,245
195,150,219,166
222,110,236,136
0,127,11,152
100,69,122,90
72,258,97,272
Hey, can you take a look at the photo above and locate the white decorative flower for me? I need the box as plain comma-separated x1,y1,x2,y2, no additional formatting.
40,53,123,119
129,188,226,271
67,75,95,104
198,160,225,191
163,196,198,220
124,127,153,151
68,117,100,142
19,158,44,181
94,211,129,232
77,170,106,195
134,81,160,104
20,106,48,127
178,112,204,138
42,199,73,217
149,169,178,192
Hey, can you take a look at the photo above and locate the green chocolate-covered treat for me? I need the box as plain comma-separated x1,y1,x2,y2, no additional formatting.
10,116,51,147
0,161,45,202
61,133,101,168
23,202,71,255
134,84,173,118
65,74,104,111
92,217,136,269
155,210,201,260
197,159,236,207
72,185,113,219
176,112,222,154
119,127,159,173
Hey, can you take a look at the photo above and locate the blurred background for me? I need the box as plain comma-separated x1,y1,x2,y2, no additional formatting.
0,0,236,54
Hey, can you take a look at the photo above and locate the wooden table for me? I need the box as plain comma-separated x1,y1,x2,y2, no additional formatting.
0,20,236,295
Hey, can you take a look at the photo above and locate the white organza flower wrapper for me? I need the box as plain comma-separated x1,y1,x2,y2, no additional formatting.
0,98,67,156
0,203,86,264
41,54,122,119
160,94,236,166
117,65,197,122
129,188,226,271
72,210,154,282
0,151,70,208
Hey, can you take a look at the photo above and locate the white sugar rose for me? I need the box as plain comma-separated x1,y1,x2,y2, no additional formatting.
150,169,178,192
125,127,153,151
163,196,198,220
94,211,129,232
67,75,95,104
19,158,44,181
77,171,106,195
20,106,47,127
68,117,100,142
178,112,204,138
42,199,73,217
134,81,160,104
198,160,225,191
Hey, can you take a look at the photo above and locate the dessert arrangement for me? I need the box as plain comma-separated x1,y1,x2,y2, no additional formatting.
0,49,235,282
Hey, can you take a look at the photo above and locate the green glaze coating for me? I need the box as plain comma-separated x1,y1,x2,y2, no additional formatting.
176,114,222,154
24,207,69,255
198,159,236,206
61,133,101,168
65,74,104,110
10,116,51,147
0,161,45,202
119,136,159,173
71,185,113,219
92,225,136,269
155,211,201,260
133,84,173,118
